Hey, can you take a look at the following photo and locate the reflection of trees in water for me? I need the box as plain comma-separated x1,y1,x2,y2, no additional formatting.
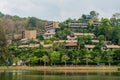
1,70,120,80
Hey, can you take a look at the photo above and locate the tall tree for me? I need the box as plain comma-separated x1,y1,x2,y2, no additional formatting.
113,49,120,62
97,35,105,42
31,56,39,66
111,13,120,26
90,11,99,18
61,54,70,66
106,50,114,67
72,57,80,66
50,51,61,65
94,18,113,40
0,22,9,65
41,55,49,66
82,49,92,66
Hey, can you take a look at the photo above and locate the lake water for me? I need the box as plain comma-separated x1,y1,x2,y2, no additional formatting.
0,70,120,80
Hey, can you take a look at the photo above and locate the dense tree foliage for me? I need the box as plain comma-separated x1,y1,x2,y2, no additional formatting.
50,51,61,65
0,21,10,65
1,11,120,66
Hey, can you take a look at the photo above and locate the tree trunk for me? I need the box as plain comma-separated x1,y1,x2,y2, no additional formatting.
54,63,55,66
29,59,31,66
44,62,46,66
65,61,66,66
86,61,88,66
109,62,111,67
40,60,41,66
97,63,99,66
51,62,52,66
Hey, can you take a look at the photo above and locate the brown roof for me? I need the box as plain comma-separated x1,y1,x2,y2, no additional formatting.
54,40,78,47
74,33,95,36
54,40,66,43
66,40,77,43
54,40,77,43
91,40,99,43
18,44,39,48
85,45,95,49
66,42,77,47
106,45,120,49
91,40,112,43
43,44,53,48
18,45,29,48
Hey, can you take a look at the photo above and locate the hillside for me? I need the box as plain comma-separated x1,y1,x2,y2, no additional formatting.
0,11,120,66
0,12,47,34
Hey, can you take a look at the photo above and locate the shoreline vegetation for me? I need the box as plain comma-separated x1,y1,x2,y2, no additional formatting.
0,66,120,72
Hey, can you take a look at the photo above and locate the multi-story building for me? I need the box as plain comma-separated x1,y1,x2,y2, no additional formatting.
22,30,37,40
45,22,59,33
70,22,88,28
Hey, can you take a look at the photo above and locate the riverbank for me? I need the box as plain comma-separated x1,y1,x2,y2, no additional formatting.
0,66,120,72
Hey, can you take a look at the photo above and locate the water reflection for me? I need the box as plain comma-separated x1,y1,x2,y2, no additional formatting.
0,70,120,80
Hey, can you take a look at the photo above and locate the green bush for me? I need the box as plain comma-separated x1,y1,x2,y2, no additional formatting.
44,39,52,44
